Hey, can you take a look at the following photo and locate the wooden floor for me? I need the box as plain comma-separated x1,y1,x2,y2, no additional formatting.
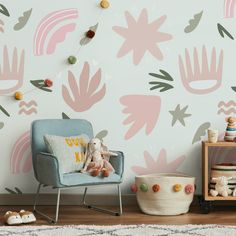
1,205,236,225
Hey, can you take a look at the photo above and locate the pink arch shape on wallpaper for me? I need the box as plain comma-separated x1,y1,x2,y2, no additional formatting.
10,131,32,174
224,0,236,18
33,8,78,56
120,95,161,140
47,23,76,54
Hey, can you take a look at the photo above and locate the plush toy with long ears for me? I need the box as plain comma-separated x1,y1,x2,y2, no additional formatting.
81,138,117,177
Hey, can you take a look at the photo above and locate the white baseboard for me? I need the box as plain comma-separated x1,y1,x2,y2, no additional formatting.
0,194,137,206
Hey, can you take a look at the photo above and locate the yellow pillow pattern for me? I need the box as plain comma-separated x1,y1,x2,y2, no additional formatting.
44,134,89,174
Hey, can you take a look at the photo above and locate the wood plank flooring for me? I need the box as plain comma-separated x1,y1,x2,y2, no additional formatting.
0,205,236,225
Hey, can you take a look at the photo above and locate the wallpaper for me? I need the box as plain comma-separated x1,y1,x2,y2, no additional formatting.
0,0,235,195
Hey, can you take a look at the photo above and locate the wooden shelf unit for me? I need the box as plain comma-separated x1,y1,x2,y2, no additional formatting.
202,141,236,201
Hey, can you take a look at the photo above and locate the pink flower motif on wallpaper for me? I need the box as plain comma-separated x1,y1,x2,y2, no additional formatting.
224,0,236,18
120,95,161,140
10,131,32,174
33,8,78,56
131,149,186,175
113,8,172,65
0,46,25,95
178,46,223,95
62,62,106,112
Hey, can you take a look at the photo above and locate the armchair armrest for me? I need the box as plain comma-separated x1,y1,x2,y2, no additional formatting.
36,152,63,187
109,151,124,178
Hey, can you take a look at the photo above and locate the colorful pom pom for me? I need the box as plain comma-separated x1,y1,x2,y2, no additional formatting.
14,91,23,100
140,183,148,192
130,184,138,193
86,30,95,39
44,79,53,87
100,0,110,9
68,56,77,64
173,184,182,192
185,184,194,194
152,184,160,192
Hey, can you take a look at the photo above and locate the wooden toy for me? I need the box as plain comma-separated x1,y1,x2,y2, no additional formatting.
224,117,236,142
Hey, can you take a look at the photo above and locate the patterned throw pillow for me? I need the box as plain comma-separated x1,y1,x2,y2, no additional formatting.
43,134,89,174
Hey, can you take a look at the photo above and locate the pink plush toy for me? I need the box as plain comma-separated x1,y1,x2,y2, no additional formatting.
81,138,117,177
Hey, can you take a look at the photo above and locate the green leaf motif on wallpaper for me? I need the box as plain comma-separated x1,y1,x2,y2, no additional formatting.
217,23,234,40
80,23,99,46
0,3,10,17
30,80,52,92
95,130,108,141
5,187,23,194
192,122,211,144
62,112,70,119
14,8,32,31
0,105,10,117
184,10,203,33
149,69,174,92
231,86,236,92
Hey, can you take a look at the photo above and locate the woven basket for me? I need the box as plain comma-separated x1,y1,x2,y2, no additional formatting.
135,173,195,216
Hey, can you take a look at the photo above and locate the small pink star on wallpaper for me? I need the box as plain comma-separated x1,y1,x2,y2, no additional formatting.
113,8,172,65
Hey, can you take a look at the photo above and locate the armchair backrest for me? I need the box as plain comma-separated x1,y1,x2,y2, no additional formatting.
31,119,93,179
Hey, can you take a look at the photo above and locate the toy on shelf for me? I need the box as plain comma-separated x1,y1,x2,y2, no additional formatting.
224,117,236,142
209,176,232,197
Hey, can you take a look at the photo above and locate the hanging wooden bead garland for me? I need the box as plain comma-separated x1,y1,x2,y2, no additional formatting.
9,0,110,102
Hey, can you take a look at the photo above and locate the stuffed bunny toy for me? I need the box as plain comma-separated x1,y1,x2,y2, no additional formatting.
80,138,118,177
210,176,232,197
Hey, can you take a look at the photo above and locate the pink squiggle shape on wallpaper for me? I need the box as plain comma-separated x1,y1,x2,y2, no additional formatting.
132,149,186,175
217,108,236,115
120,95,161,140
179,46,223,95
0,46,25,95
47,23,76,54
33,8,78,56
62,62,106,112
10,131,32,174
19,100,37,107
224,0,236,18
218,101,236,107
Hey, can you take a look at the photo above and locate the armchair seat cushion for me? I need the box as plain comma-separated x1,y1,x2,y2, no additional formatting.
61,172,122,186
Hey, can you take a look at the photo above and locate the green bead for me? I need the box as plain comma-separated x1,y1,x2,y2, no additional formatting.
68,56,77,64
140,183,148,192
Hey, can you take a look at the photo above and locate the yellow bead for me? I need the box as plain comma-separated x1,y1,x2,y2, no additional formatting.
100,0,110,9
14,91,23,100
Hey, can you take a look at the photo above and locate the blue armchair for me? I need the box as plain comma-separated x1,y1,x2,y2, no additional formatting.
31,119,124,223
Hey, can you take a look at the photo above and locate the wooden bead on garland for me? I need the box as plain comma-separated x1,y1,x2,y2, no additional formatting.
44,79,53,87
68,56,77,64
14,91,23,100
100,0,110,9
86,30,95,39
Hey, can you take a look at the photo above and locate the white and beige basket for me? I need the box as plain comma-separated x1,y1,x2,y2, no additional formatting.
135,173,195,216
